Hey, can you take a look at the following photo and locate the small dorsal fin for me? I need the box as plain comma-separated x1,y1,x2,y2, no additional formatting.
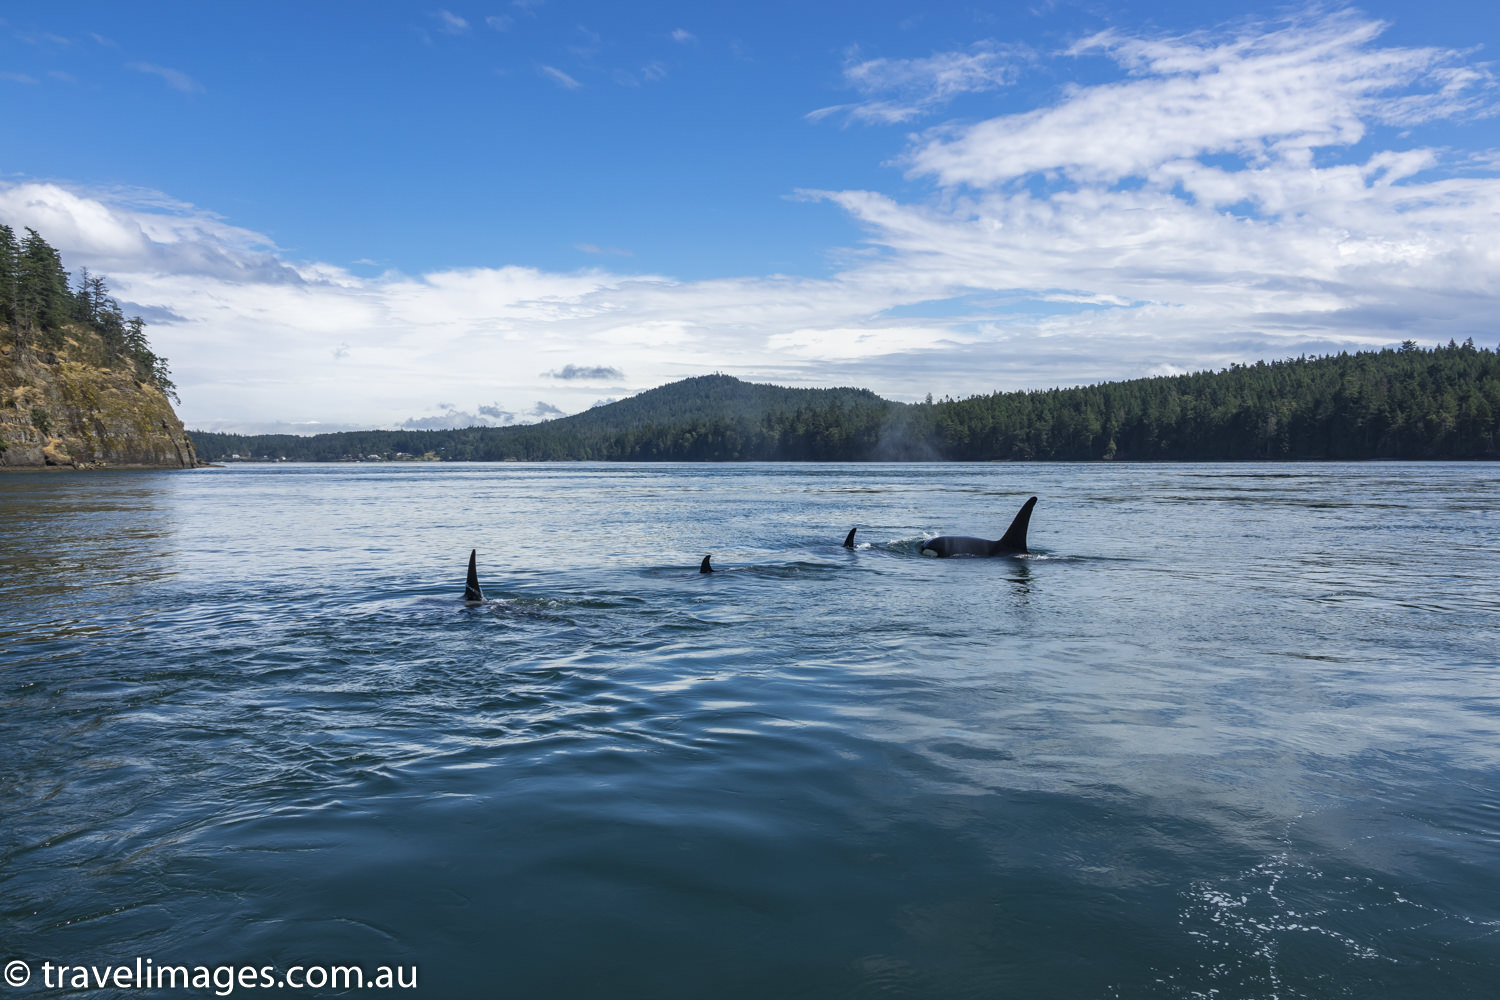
700,554,714,574
995,496,1037,553
843,528,857,548
464,549,485,603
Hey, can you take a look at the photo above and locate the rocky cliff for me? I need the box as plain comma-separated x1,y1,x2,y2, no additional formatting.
0,329,198,469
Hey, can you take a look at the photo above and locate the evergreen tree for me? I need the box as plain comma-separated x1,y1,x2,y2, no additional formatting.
16,228,71,348
0,224,17,330
73,266,94,323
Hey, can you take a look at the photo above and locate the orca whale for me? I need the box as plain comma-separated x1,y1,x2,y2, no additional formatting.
921,496,1037,558
700,555,714,574
843,528,857,549
464,548,485,604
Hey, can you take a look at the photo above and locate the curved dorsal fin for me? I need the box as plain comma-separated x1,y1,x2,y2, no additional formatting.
995,496,1038,553
843,528,857,548
699,554,714,574
464,549,485,603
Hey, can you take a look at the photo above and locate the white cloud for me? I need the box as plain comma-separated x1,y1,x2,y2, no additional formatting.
1,71,38,85
433,9,469,34
0,181,294,281
768,324,976,360
808,42,1027,125
906,11,1490,187
671,29,695,44
401,407,491,430
547,364,624,380
575,242,633,256
127,61,203,93
539,64,580,89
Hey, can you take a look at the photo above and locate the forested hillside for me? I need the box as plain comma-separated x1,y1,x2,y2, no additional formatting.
193,374,906,462
1,224,195,468
928,340,1499,460
1,225,176,399
192,342,1500,463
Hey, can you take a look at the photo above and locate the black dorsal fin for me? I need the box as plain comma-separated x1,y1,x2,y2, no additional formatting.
995,496,1037,553
700,554,714,574
843,528,857,548
464,549,485,603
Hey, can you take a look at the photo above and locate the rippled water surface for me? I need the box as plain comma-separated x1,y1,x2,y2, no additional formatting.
3,462,1498,998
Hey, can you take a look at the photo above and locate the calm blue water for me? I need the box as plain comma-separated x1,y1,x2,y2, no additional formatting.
2,462,1498,998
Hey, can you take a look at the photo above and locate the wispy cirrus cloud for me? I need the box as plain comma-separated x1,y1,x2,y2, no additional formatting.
432,9,469,34
539,64,580,89
15,32,71,47
808,42,1028,125
128,61,203,93
575,243,633,256
1,71,38,85
905,10,1492,187
614,62,666,87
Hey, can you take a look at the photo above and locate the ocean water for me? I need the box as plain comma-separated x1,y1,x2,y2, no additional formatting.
2,462,1498,998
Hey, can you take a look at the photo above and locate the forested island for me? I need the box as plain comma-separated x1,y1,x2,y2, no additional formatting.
1,224,195,468
195,341,1500,463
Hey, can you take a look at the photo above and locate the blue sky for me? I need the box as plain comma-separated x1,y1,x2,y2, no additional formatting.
3,1,1499,432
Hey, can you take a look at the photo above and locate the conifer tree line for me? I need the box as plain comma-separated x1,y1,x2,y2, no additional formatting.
192,342,1500,463
917,340,1499,460
0,223,177,401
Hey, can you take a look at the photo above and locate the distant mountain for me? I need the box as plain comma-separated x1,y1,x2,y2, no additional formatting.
190,374,910,462
558,371,882,425
539,373,890,433
190,343,1500,463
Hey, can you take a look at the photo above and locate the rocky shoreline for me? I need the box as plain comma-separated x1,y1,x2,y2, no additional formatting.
0,341,199,470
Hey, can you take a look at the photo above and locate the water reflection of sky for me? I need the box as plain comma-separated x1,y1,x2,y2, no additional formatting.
4,461,1498,997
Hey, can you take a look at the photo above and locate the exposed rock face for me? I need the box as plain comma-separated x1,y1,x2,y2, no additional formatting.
0,340,198,469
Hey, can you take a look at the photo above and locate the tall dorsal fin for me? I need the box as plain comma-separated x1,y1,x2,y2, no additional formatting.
995,496,1037,553
464,549,485,603
700,554,714,574
843,528,857,548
